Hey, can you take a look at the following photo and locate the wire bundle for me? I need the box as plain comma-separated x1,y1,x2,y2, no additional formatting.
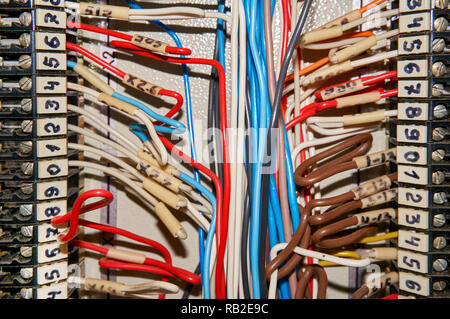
62,0,401,300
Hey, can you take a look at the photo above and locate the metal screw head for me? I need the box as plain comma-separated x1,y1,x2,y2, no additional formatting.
432,280,447,292
19,204,32,217
18,141,32,156
18,33,30,48
433,214,446,227
17,55,31,70
435,0,449,9
432,149,446,162
20,288,32,299
20,162,33,175
20,183,33,195
20,120,32,134
433,104,448,119
20,246,32,257
19,268,33,280
433,236,447,249
433,192,447,205
432,127,447,141
18,77,32,91
432,83,446,97
432,170,446,184
432,38,446,53
18,12,32,27
434,17,448,32
20,99,32,113
432,61,447,77
433,258,448,272
20,226,33,237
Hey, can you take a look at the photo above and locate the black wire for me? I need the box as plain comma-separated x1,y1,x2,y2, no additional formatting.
182,263,201,299
259,0,313,297
207,36,220,176
241,77,253,299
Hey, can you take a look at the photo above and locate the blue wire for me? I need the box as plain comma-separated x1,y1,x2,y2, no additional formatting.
67,60,186,135
112,92,186,134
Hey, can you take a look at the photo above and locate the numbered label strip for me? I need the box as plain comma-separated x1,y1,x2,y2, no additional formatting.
399,272,431,297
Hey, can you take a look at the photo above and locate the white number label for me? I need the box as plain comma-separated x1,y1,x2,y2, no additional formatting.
36,77,67,94
398,207,429,229
398,250,429,273
36,281,68,299
398,102,428,121
37,262,68,285
36,179,67,200
36,33,66,51
399,272,430,297
36,138,67,158
398,165,428,185
38,158,68,179
36,9,66,29
36,199,66,221
36,53,66,71
398,187,429,208
397,145,427,165
36,117,67,137
399,12,430,33
35,0,65,7
399,35,429,55
37,96,67,114
37,242,68,263
398,80,428,98
398,60,428,78
399,0,431,12
397,125,428,144
399,229,429,252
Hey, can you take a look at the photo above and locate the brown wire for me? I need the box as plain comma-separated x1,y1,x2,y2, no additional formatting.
265,193,350,280
352,285,370,299
311,216,358,244
295,265,328,299
317,225,378,249
294,133,373,186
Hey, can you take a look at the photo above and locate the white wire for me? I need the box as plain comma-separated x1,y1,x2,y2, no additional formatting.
342,8,398,31
291,126,379,164
268,243,372,299
351,50,398,68
68,143,143,181
68,124,141,163
68,103,139,153
68,82,100,99
185,201,210,232
303,37,364,50
134,109,168,166
70,160,158,207
308,123,381,136
227,0,240,299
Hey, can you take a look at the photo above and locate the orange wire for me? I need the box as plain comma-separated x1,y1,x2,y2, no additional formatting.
285,57,329,82
360,0,386,13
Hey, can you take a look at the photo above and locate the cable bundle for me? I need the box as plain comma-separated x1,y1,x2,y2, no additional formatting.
61,0,402,300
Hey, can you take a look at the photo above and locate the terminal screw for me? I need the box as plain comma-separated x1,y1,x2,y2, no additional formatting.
433,104,448,119
432,61,447,77
433,258,448,272
433,214,446,228
433,236,447,250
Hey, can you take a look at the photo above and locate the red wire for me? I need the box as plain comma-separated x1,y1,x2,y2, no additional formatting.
67,42,126,78
70,240,200,285
109,40,230,299
66,42,184,123
381,293,398,299
67,21,191,55
99,258,175,278
315,71,397,100
52,189,113,242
